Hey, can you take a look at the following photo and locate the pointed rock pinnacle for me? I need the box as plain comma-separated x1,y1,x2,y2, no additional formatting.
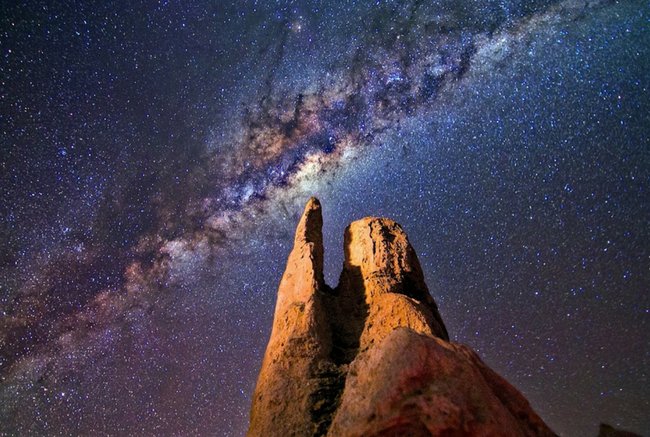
248,197,331,437
248,198,555,437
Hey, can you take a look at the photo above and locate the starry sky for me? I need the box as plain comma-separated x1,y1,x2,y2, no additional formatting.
1,0,648,435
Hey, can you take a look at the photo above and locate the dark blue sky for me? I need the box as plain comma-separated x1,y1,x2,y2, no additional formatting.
1,1,648,435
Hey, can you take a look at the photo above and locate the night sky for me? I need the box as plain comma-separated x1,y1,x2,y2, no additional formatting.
1,0,649,435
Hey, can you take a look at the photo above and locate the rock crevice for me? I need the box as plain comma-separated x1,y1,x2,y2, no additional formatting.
248,198,555,437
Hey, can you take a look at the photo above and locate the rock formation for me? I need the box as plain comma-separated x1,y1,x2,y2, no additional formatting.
248,198,556,436
597,424,642,437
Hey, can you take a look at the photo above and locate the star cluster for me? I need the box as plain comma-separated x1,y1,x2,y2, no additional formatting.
1,1,648,435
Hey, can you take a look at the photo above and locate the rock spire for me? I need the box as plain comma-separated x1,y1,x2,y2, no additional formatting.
248,198,555,437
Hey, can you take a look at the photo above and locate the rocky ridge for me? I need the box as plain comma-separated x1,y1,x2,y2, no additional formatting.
248,198,555,436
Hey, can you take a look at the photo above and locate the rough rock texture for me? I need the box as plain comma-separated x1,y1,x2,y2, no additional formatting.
248,198,555,437
334,217,449,359
328,329,553,437
248,198,335,436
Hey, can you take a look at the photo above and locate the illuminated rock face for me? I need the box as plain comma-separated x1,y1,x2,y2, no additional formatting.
248,198,555,437
248,197,333,437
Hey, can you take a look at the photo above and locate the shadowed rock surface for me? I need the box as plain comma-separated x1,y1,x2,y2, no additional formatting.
598,424,642,437
248,198,556,437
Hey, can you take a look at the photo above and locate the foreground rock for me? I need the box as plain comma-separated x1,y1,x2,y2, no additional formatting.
248,198,555,436
248,198,333,436
328,329,552,436
598,424,642,437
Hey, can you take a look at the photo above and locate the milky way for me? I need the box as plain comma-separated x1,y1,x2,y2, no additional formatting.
1,1,648,435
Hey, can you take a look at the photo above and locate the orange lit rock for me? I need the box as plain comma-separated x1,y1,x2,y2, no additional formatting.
329,328,553,436
248,198,555,437
248,197,336,436
334,217,449,358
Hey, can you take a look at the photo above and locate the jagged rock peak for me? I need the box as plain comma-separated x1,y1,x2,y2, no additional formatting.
247,197,331,437
338,217,449,345
294,196,324,283
295,197,323,244
274,196,325,307
343,217,424,287
248,198,555,437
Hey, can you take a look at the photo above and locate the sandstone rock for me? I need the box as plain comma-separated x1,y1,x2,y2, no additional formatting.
248,197,335,436
248,198,555,437
335,217,448,356
328,328,553,437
